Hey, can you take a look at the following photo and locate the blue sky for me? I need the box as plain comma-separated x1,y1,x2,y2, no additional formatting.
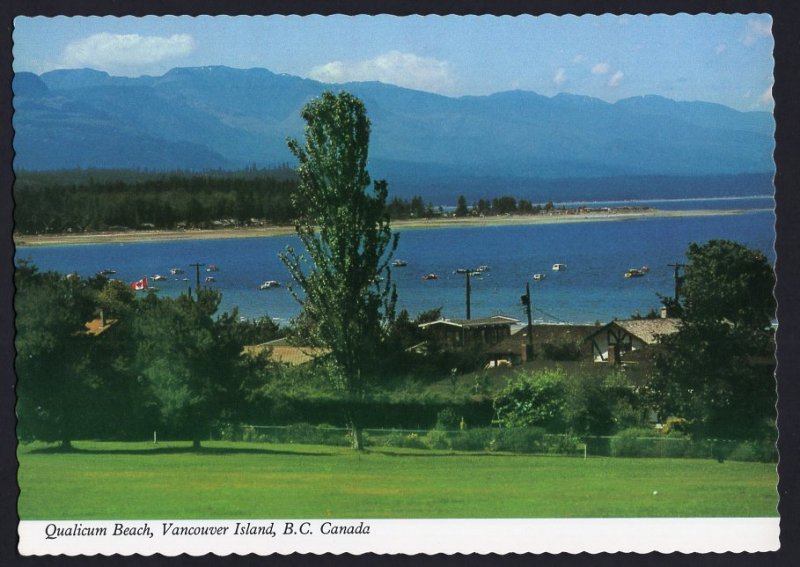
13,14,774,111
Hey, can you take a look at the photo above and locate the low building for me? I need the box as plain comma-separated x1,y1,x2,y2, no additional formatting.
485,323,599,366
585,318,680,364
84,310,117,336
418,315,520,349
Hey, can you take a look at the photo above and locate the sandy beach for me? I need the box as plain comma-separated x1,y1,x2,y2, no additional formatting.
13,208,764,248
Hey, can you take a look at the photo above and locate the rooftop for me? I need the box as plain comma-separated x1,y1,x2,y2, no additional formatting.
419,315,521,329
586,318,681,344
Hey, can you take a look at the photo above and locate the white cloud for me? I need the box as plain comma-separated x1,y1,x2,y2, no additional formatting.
591,62,610,75
715,43,727,55
572,54,586,64
742,18,772,46
308,51,456,94
552,68,567,87
758,85,773,106
607,70,624,87
61,33,196,72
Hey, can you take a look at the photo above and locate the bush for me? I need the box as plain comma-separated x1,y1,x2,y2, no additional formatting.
610,427,662,457
425,430,452,450
546,434,582,455
493,427,546,453
403,432,427,449
726,440,777,462
316,424,350,447
541,340,582,361
378,431,426,449
285,423,322,444
493,369,566,431
435,408,459,430
450,428,496,452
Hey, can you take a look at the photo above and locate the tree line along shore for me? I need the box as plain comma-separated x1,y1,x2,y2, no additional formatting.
13,166,759,247
14,207,750,248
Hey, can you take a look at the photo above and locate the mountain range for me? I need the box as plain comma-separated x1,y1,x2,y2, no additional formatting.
12,65,775,201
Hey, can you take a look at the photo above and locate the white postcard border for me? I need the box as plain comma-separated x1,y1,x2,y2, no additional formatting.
19,517,780,555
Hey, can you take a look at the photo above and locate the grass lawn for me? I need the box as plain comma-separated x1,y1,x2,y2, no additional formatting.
17,440,777,520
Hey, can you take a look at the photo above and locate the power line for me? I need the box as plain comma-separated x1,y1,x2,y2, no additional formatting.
533,306,568,324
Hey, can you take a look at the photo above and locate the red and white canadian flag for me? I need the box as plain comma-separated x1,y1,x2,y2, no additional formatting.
130,276,148,291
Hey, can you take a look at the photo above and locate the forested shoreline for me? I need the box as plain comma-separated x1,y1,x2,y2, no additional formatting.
14,168,648,235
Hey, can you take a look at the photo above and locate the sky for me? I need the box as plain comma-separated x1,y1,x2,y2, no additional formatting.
12,14,774,111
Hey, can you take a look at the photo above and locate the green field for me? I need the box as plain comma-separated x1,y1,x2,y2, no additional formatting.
17,441,777,520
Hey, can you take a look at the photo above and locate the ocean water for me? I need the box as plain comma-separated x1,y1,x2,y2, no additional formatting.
16,209,775,325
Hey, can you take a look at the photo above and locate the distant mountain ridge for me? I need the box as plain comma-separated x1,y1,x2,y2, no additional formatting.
12,66,775,200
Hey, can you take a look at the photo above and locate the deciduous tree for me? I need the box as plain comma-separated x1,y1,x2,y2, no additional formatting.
15,263,98,449
281,91,398,450
653,240,775,440
134,289,248,448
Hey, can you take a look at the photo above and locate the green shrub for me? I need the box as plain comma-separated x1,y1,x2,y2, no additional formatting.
216,423,242,441
541,340,582,361
425,430,452,450
450,428,495,452
285,423,322,444
610,428,661,457
403,432,427,449
493,369,567,431
316,424,350,447
494,427,546,453
435,408,459,430
545,434,581,455
381,432,406,448
726,440,777,463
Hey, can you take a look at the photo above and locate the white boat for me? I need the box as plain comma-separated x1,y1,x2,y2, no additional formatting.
533,273,546,281
391,259,408,267
552,263,567,271
205,276,216,283
624,268,646,278
169,268,185,275
476,265,490,272
152,274,167,282
259,280,281,290
422,273,438,281
97,268,116,276
207,265,219,272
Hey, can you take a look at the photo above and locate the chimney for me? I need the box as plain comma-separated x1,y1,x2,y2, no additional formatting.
660,306,669,319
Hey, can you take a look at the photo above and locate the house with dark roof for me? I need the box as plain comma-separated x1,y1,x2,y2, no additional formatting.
418,315,520,349
585,318,680,364
484,323,599,366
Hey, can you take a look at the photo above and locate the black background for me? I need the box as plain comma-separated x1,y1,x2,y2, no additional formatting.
1,1,797,565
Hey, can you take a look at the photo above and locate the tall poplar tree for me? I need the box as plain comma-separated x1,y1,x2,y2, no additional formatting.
281,91,398,450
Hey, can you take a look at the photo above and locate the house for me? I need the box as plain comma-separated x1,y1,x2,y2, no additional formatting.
484,324,598,366
243,337,328,366
585,318,680,364
84,310,117,336
418,315,520,349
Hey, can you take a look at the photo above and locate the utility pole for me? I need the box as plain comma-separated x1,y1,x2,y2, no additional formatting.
189,262,205,298
668,263,684,304
465,270,471,320
521,282,534,360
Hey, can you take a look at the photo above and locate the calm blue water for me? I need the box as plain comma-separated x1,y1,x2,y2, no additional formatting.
16,209,775,325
